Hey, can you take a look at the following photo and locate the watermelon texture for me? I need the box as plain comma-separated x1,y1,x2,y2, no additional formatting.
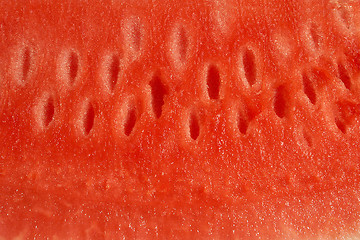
1,0,360,239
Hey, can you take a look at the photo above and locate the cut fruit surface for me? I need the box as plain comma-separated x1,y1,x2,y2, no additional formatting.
1,0,360,239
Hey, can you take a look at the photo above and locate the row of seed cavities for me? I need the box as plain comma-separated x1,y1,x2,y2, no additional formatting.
24,56,356,149
10,38,259,138
10,9,359,140
10,42,357,142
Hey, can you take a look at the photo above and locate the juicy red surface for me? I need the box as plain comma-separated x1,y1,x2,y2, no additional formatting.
1,0,360,239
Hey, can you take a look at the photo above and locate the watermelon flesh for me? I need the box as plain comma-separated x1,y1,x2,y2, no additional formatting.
1,0,360,238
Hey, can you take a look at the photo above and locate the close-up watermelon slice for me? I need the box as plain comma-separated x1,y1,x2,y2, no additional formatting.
1,0,360,239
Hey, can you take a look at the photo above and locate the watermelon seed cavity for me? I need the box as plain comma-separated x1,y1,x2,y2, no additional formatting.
243,49,256,86
338,62,351,90
309,23,320,49
337,4,351,29
207,64,220,100
126,19,141,53
189,112,200,140
22,47,30,84
302,72,317,105
16,46,31,85
108,54,120,92
237,109,250,135
132,23,141,52
177,27,188,62
274,85,287,118
170,25,189,69
124,106,137,136
150,74,166,119
43,96,55,127
303,128,313,147
83,102,95,135
335,117,347,134
68,51,79,85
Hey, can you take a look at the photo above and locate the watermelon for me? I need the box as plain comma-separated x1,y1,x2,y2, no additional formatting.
1,0,360,239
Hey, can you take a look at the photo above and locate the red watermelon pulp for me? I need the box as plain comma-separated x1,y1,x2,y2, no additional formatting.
1,0,360,239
